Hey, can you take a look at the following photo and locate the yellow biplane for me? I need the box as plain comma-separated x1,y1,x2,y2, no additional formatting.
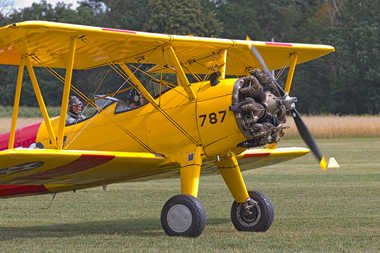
0,21,334,237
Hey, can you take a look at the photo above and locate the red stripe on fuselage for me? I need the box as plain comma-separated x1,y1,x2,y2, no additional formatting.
4,154,115,185
0,122,41,151
0,184,49,198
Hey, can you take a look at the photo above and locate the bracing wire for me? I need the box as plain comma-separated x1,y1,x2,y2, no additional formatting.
31,39,157,152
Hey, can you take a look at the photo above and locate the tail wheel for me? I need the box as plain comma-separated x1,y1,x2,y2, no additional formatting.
161,194,206,237
231,191,274,232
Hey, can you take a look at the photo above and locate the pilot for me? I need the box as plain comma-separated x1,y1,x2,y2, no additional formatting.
126,88,144,109
67,95,86,124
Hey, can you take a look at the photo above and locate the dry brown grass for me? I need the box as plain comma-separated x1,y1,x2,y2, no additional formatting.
0,118,43,135
283,115,380,138
1,115,380,138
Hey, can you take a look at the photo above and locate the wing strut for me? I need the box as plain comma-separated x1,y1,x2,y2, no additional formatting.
119,63,199,146
284,53,298,94
218,49,227,79
25,55,57,148
8,56,26,149
119,63,159,107
164,46,197,100
57,37,77,149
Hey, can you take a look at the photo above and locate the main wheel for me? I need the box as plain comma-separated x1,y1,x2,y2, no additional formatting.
231,190,274,232
161,194,206,237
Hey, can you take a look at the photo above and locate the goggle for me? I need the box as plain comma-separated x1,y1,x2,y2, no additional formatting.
71,104,82,109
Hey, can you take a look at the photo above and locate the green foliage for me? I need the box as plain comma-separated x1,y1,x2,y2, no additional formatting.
142,0,223,37
325,0,380,114
8,0,76,23
214,0,260,40
1,0,380,114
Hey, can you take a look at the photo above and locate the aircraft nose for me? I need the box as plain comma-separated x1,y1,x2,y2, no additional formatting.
231,72,287,149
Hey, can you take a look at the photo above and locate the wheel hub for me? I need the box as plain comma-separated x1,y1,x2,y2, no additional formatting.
236,203,261,227
166,204,192,233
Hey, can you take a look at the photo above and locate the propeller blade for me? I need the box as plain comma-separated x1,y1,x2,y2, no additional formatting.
250,45,327,170
250,45,285,96
291,108,327,170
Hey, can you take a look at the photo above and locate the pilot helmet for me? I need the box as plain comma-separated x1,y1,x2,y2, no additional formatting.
68,96,83,114
127,88,141,106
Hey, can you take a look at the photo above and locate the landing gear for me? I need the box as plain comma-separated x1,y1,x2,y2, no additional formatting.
231,190,274,232
161,194,206,237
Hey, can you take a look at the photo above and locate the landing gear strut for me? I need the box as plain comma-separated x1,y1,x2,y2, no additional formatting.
231,190,274,231
161,194,206,237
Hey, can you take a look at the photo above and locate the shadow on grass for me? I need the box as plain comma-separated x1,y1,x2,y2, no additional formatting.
0,217,231,241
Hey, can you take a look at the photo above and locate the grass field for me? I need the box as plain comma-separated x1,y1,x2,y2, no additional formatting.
2,114,380,139
0,138,379,252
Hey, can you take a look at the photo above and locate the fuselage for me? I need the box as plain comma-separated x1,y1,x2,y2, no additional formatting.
0,79,247,161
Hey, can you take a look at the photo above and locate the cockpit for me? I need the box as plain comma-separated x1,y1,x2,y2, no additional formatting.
66,79,175,124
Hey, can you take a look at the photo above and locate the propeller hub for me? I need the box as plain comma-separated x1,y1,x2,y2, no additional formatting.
281,93,297,110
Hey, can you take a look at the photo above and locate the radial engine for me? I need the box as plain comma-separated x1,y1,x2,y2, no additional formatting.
231,69,292,148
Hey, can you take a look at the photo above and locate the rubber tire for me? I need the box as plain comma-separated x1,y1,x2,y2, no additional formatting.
161,194,206,237
231,190,274,232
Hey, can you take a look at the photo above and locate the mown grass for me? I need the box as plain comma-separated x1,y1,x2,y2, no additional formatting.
0,106,96,119
0,106,62,118
0,138,379,252
1,107,380,139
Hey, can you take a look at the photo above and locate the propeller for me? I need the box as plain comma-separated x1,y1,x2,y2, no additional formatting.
250,45,327,170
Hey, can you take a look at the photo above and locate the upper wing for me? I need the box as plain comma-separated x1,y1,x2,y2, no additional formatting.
0,21,334,75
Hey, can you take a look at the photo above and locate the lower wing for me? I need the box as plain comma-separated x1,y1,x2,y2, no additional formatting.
200,147,310,174
0,147,309,198
0,149,166,198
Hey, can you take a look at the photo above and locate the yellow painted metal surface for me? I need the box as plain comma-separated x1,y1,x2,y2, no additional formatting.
0,145,310,194
57,37,77,149
320,156,327,170
9,57,25,149
0,21,334,74
196,79,246,157
237,147,310,171
284,54,298,94
0,149,165,186
179,145,203,197
216,152,249,203
25,55,57,148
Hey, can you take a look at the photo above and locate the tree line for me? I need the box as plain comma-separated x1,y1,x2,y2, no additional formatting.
0,0,379,115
